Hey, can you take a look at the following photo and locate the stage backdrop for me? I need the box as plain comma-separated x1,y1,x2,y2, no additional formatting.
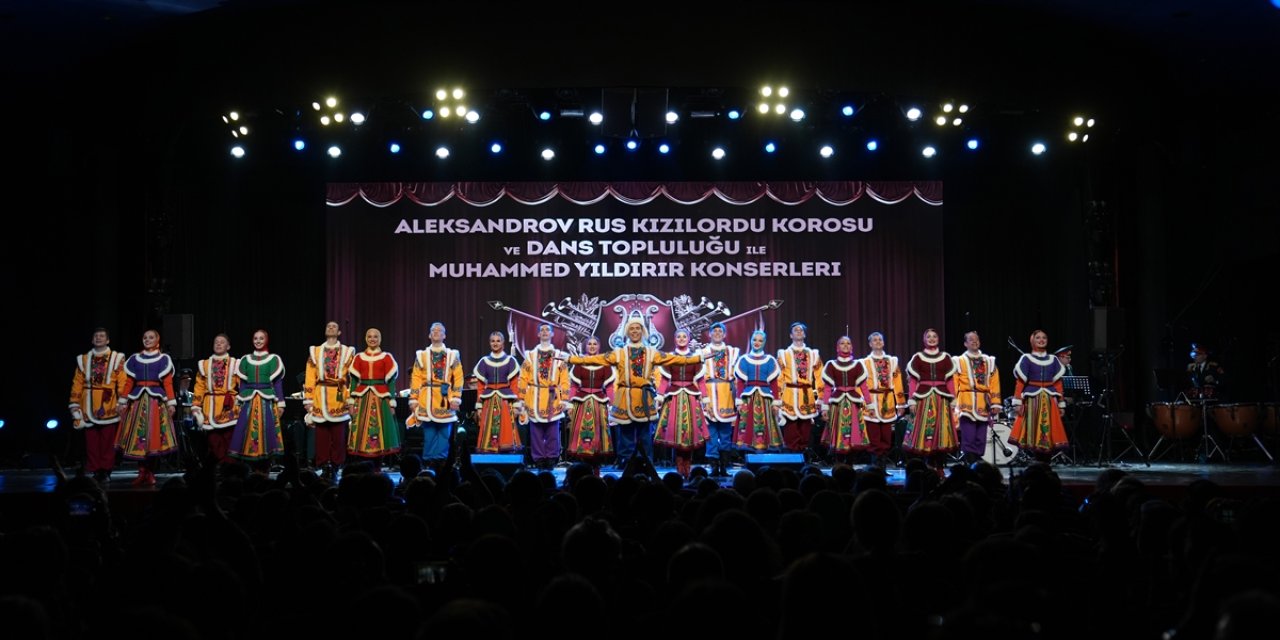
324,181,943,366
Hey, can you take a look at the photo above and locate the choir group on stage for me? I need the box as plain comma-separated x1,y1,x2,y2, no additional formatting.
69,320,1071,485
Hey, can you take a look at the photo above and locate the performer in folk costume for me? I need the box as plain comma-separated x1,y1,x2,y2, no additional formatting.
903,328,959,469
952,331,1003,464
565,336,615,474
69,327,126,484
473,331,523,453
408,322,464,470
568,318,702,467
192,333,239,465
698,322,739,476
304,321,355,479
1010,329,1069,459
347,328,401,466
859,332,907,468
733,329,784,451
777,322,825,455
819,335,868,464
115,329,178,487
655,329,709,477
518,323,571,469
230,330,286,468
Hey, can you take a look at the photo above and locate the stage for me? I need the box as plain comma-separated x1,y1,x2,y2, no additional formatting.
3,458,1277,516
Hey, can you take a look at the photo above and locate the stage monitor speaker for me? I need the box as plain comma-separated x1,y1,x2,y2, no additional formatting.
471,453,525,478
744,452,806,472
163,313,195,360
1091,307,1125,352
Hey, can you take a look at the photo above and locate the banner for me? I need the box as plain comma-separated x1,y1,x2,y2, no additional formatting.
325,181,943,365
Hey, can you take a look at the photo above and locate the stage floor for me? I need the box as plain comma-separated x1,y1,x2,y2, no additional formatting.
2,459,1277,497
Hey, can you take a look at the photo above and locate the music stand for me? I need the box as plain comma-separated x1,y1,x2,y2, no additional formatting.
1050,376,1092,466
1093,352,1150,467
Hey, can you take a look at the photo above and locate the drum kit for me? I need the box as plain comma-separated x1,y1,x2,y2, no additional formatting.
1147,390,1274,463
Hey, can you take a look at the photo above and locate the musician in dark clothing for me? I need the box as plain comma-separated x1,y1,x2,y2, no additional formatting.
1186,342,1225,400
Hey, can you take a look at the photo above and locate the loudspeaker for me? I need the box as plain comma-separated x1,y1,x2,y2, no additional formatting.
744,452,806,472
1091,307,1125,352
163,313,195,359
471,453,525,478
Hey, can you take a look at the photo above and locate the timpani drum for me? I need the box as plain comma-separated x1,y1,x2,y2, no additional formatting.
1261,403,1280,436
1211,403,1259,438
1147,402,1201,439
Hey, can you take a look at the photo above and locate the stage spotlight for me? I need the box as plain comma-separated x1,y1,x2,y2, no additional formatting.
436,89,448,100
758,103,770,114
455,106,468,117
333,113,345,123
658,143,670,154
46,419,58,430
866,140,878,151
764,141,777,153
589,112,603,124
952,118,963,126
1087,118,1095,127
293,139,306,151
778,87,789,97
325,96,337,108
539,111,552,121
327,145,342,158
466,111,480,123
594,143,606,155
1073,116,1084,126
966,138,979,150
789,108,805,121
943,103,954,113
906,107,922,121
666,111,679,124
230,146,245,158
312,102,321,111
436,146,450,159
389,142,401,154
935,116,947,126
421,109,434,120
0,419,5,429
320,115,331,126
842,105,855,117
1031,142,1046,155
727,109,741,120
819,145,834,158
761,86,773,97
440,107,451,118
1082,134,1090,142
350,112,365,125
626,139,639,151
922,146,937,158
958,104,970,113
712,147,726,160
1068,131,1079,142
490,142,503,154
541,148,555,160
774,103,786,115
452,88,464,100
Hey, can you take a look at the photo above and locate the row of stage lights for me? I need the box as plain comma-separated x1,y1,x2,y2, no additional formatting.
222,86,1098,161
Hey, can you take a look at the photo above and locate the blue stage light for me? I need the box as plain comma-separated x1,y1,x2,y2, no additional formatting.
764,142,777,154
966,138,980,150
842,105,855,117
727,110,741,120
293,139,306,151
490,142,503,154
421,109,434,120
46,419,58,430
389,142,401,154
539,111,552,121
866,140,878,151
625,139,638,151
594,144,606,155
658,143,670,154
